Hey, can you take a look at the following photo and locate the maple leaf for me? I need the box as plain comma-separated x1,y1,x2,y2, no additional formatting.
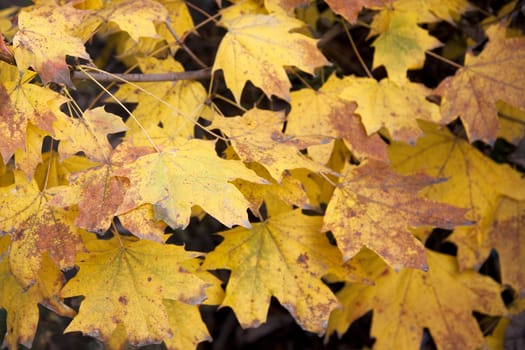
287,75,388,162
486,196,525,293
55,107,127,162
389,121,525,269
393,0,470,23
435,24,525,144
114,139,266,229
322,159,469,270
324,0,387,23
0,242,75,349
97,0,169,42
327,249,506,350
498,102,525,145
264,0,309,14
0,62,69,162
12,3,93,85
13,124,48,177
0,171,84,286
233,162,312,217
369,9,441,84
212,108,332,181
48,162,126,234
202,209,346,334
118,204,168,243
155,0,194,53
60,233,209,345
213,13,329,101
162,300,212,349
336,76,441,144
114,56,208,147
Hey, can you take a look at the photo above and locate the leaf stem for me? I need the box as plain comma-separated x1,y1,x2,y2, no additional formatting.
165,21,208,69
343,22,373,78
77,66,161,153
425,50,463,69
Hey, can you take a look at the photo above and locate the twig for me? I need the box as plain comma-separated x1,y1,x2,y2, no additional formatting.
71,68,212,83
165,21,208,69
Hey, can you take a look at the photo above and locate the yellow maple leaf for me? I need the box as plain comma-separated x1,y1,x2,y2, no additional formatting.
118,204,168,243
159,0,194,46
497,102,525,145
114,56,208,147
435,24,525,144
233,162,312,217
202,209,346,334
60,233,209,345
323,159,469,270
0,62,69,162
393,0,470,23
97,0,169,42
33,152,98,190
0,171,84,286
327,249,505,350
162,300,212,349
287,75,388,162
213,13,329,101
0,242,75,349
113,139,266,229
212,108,332,181
336,76,441,144
55,106,127,162
389,121,525,269
369,9,441,84
13,3,94,85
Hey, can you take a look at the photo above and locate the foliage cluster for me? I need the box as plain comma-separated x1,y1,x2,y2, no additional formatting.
0,0,524,349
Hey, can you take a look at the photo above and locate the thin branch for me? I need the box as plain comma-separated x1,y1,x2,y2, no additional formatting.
426,50,463,69
165,21,208,69
343,22,373,78
71,68,212,83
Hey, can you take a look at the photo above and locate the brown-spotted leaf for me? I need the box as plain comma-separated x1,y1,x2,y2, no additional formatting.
435,24,525,144
48,162,126,234
0,62,69,162
0,242,75,350
486,196,525,293
287,75,388,162
322,160,469,270
212,108,333,181
327,249,505,350
213,14,329,101
202,209,348,334
13,3,93,85
114,138,266,229
0,171,84,287
325,0,387,23
389,121,525,270
60,234,208,346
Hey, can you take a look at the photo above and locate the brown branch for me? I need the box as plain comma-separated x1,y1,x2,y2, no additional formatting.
71,68,212,83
